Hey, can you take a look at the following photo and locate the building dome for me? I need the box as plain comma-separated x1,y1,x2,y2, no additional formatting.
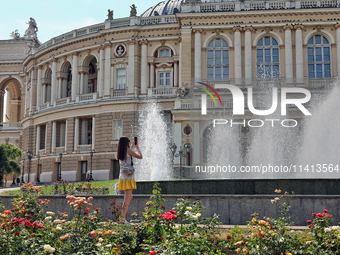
141,0,186,17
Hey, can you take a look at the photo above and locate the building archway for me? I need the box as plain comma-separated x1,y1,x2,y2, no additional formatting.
81,55,98,94
0,77,22,123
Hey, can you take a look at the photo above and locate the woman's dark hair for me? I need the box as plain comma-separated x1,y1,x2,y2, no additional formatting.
117,137,130,160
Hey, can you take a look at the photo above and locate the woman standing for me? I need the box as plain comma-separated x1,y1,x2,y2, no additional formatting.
117,137,142,224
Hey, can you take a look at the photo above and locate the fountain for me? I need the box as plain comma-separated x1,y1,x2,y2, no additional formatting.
135,102,173,181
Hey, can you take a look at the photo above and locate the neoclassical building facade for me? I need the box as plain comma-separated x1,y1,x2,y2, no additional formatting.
1,0,340,182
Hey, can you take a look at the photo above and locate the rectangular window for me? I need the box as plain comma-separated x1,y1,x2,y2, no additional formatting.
308,64,315,78
113,120,123,140
116,69,126,90
158,72,171,87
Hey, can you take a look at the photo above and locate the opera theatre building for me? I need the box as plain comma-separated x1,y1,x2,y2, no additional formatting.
0,0,340,184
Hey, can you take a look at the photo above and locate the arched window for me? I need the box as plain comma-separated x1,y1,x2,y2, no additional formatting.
256,36,279,78
307,34,331,78
207,38,229,81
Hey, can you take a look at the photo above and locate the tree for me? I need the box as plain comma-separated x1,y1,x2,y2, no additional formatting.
0,144,22,184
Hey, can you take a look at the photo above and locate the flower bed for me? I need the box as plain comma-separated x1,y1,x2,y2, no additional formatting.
0,183,340,254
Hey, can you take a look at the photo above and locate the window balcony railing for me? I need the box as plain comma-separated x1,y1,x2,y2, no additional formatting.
55,97,71,106
111,89,127,97
55,147,65,154
147,87,177,97
40,102,50,111
78,145,92,153
308,78,335,88
76,92,98,102
1,122,22,129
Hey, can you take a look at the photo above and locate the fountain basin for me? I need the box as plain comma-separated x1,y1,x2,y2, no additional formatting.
134,179,340,195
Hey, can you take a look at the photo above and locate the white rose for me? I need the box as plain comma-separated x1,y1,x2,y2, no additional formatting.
193,233,199,238
54,219,61,223
196,213,201,217
96,243,101,247
99,238,103,242
106,244,112,248
44,216,52,221
46,212,54,216
186,207,192,211
325,228,332,232
332,226,340,231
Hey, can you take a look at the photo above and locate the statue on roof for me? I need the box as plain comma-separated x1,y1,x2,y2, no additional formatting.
130,4,137,17
24,17,38,37
10,29,21,39
107,9,114,20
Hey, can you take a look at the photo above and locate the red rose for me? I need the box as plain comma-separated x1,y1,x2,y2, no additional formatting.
307,220,312,224
323,209,328,213
92,234,96,238
312,213,316,216
150,251,156,255
15,232,19,236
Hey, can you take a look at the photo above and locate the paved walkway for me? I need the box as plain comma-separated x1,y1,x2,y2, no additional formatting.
0,186,21,194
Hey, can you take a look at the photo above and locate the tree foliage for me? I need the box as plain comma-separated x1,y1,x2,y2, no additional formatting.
0,144,22,182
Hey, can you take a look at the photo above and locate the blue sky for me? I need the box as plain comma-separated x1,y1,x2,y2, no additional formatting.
0,0,160,43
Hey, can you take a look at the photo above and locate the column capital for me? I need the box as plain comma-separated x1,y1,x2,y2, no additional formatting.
279,45,285,49
331,43,336,49
193,29,203,34
232,27,242,33
243,27,253,32
127,40,136,45
294,24,304,30
252,46,257,50
52,58,58,63
38,65,43,70
139,40,149,45
104,43,112,49
335,24,340,29
72,52,79,57
229,46,234,51
177,38,182,43
283,25,294,31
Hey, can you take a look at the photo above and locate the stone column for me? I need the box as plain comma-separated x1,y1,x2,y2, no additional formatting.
193,29,202,84
74,117,79,151
104,44,112,97
233,27,242,85
65,119,68,152
244,27,253,85
84,73,89,94
5,89,10,122
57,77,62,99
336,24,340,76
149,63,154,88
71,53,79,101
178,38,182,86
140,41,148,94
92,116,95,151
193,122,200,165
25,74,29,113
42,84,46,103
36,66,42,108
30,69,34,112
60,123,66,147
98,46,105,97
36,125,41,155
44,123,48,154
294,25,304,84
79,72,84,95
284,25,293,85
51,59,58,105
174,61,178,87
81,119,87,145
0,90,4,122
127,41,135,94
51,121,56,154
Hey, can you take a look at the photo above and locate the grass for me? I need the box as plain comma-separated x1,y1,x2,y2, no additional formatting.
0,179,119,196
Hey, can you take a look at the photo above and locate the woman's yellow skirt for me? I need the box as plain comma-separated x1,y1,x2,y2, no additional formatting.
118,179,136,190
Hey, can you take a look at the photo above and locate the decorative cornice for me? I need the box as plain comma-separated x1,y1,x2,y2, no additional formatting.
215,28,221,35
156,62,172,69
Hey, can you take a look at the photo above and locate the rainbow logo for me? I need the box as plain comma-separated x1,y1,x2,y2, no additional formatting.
197,82,223,115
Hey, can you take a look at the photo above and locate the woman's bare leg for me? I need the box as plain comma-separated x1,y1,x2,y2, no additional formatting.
121,189,133,220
